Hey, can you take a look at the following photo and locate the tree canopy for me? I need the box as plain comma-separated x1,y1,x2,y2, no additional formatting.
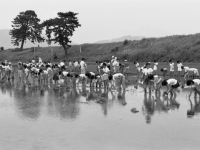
43,12,81,55
10,10,44,50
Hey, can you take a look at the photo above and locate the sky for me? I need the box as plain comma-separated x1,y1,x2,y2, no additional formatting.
0,0,200,44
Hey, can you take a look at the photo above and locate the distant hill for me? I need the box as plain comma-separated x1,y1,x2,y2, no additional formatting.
1,33,200,62
0,29,78,49
95,35,145,43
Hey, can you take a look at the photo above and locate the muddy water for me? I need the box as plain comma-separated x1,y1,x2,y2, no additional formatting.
0,81,200,150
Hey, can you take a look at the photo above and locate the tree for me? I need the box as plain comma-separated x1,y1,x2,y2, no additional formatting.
123,39,128,45
0,47,4,51
43,12,81,55
10,10,44,51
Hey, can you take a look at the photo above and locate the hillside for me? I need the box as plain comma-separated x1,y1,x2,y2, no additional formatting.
95,35,144,43
1,33,200,62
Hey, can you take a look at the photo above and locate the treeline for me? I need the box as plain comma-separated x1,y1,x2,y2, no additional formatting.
9,10,81,55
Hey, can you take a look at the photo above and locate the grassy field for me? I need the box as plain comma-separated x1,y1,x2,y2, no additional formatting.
1,33,200,63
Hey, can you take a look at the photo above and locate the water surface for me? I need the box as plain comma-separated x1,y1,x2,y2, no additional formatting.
0,80,200,150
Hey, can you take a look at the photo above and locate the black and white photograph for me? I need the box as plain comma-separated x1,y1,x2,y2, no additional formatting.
0,0,200,149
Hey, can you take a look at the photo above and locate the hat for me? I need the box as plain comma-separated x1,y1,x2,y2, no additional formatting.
8,62,12,65
124,60,127,62
112,56,114,58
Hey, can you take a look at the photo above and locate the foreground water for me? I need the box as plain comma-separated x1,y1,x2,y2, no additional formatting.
0,81,200,150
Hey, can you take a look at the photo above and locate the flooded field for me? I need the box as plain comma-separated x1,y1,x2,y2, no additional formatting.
0,77,200,150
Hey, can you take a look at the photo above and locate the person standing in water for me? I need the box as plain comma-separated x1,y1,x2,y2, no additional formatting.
169,60,174,77
80,58,87,74
177,61,183,78
153,60,158,74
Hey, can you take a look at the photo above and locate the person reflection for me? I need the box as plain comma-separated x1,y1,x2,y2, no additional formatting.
187,94,200,117
52,84,80,120
13,85,42,120
78,84,87,97
153,89,169,113
5,80,13,96
169,93,180,110
142,92,155,124
100,88,109,116
86,87,100,101
116,86,127,106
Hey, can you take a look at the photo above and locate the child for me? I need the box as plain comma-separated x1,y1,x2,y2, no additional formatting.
17,62,23,83
141,62,154,93
169,60,174,77
160,68,168,78
186,79,200,97
53,65,59,88
101,63,110,89
161,78,180,96
24,65,29,84
153,60,158,74
182,66,199,79
123,60,129,79
85,72,96,87
177,61,183,78
109,73,126,91
134,62,140,78
47,65,53,85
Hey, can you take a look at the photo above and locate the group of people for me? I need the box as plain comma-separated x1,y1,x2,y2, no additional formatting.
0,57,126,94
134,60,200,99
1,56,200,100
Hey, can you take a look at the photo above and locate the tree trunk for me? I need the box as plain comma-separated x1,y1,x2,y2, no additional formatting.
20,38,25,51
62,44,67,56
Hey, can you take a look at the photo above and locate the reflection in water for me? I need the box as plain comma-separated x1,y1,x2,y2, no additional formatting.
187,94,200,117
142,92,154,124
46,86,80,120
142,89,180,124
13,84,43,120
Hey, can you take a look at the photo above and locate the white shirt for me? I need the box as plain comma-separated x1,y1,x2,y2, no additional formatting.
113,60,118,67
90,72,95,76
25,68,29,76
74,61,79,67
143,68,153,75
193,79,200,86
113,73,124,80
188,68,197,72
43,70,48,74
177,63,183,71
60,62,65,67
167,79,177,85
80,61,87,69
62,71,69,76
184,66,189,72
111,59,115,66
102,67,110,73
153,62,158,70
169,62,174,71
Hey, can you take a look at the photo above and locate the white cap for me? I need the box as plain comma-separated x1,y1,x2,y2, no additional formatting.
125,60,127,61
112,56,114,58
